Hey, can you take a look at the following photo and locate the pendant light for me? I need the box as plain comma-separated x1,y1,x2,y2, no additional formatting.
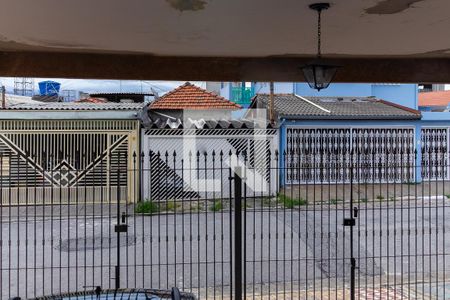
301,3,339,91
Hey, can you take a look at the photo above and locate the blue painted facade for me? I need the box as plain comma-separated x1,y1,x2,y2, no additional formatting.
278,119,423,184
252,82,418,109
220,82,450,185
222,82,418,110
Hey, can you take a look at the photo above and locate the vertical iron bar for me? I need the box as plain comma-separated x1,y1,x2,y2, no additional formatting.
0,153,3,299
115,152,121,290
228,154,233,299
25,151,29,299
234,166,242,300
350,149,355,300
203,152,208,299
8,154,11,300
173,151,177,292
100,145,104,288
50,153,54,294
141,151,145,289
242,152,247,300
219,151,224,300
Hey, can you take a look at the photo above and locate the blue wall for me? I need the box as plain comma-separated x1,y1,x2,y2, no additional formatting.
294,83,418,109
222,82,419,111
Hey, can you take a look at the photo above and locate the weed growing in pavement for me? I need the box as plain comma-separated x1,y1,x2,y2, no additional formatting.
210,200,224,212
135,200,159,214
277,193,308,208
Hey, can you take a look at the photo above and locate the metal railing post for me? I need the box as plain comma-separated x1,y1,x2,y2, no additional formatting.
234,166,243,300
350,158,356,300
343,149,357,300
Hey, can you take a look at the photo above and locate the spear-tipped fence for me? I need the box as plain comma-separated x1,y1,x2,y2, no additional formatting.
0,147,449,299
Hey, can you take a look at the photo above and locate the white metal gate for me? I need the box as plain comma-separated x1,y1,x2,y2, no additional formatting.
286,127,415,183
421,127,448,180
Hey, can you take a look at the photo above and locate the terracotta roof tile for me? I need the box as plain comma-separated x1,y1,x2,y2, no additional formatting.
149,82,241,110
418,90,450,107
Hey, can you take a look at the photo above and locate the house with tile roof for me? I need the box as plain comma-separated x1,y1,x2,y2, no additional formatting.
238,84,450,185
149,82,241,121
250,93,424,184
418,90,450,112
142,82,276,201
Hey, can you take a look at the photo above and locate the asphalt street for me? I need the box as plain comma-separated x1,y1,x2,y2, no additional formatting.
1,200,450,299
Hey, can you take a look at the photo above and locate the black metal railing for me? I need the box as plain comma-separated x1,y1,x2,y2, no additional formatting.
0,148,449,299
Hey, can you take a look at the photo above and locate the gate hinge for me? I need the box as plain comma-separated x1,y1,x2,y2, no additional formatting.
343,218,355,226
114,224,128,233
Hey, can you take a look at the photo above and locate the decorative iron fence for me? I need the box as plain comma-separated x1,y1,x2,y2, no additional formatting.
0,147,449,299
286,127,416,183
421,127,449,180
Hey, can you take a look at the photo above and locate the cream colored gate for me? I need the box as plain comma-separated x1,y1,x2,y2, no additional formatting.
0,120,139,205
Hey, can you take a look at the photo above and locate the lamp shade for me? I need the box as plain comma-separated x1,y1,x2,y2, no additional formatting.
301,61,339,91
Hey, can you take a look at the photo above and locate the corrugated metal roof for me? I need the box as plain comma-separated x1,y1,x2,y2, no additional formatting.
4,94,41,105
253,94,421,120
2,102,146,111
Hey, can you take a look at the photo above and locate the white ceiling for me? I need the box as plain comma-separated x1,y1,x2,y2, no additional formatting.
0,0,448,58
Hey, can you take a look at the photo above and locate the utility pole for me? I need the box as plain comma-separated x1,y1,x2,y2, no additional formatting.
1,86,6,109
269,82,275,125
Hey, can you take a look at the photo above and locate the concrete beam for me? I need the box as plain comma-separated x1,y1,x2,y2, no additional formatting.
1,51,450,83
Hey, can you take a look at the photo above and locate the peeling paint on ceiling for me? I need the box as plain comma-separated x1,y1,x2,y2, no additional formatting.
366,0,424,14
416,48,450,56
0,0,449,57
166,0,208,12
24,37,93,49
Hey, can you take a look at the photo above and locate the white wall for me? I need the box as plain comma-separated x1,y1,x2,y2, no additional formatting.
142,130,278,200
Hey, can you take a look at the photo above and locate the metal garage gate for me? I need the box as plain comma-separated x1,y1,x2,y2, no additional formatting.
0,120,139,205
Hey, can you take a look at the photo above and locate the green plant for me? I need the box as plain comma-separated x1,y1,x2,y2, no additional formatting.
445,194,450,199
164,200,181,212
376,195,385,200
262,197,275,207
359,198,368,203
210,200,224,212
190,203,202,212
329,198,342,205
135,200,159,214
278,194,307,208
389,197,396,202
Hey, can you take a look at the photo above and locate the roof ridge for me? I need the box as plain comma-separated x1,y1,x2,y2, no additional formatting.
149,82,241,110
150,82,189,106
256,93,295,96
294,94,331,114
376,99,421,115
